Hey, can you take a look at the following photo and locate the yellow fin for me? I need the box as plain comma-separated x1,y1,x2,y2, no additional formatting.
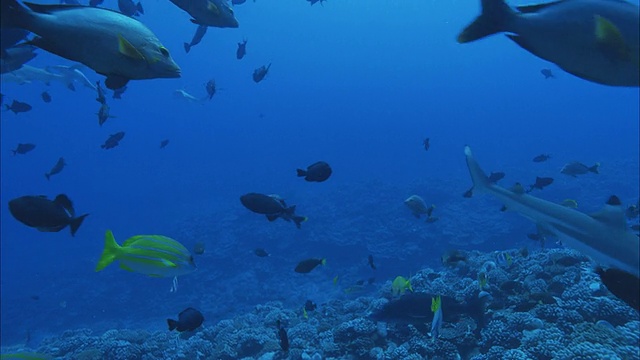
118,34,145,60
95,230,121,272
119,263,135,272
594,15,629,60
431,295,441,312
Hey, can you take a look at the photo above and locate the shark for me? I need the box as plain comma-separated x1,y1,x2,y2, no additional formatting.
464,145,639,277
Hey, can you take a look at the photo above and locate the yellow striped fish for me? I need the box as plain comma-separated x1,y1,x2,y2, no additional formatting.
96,230,196,277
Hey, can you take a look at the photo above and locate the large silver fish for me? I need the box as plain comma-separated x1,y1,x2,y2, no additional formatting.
2,0,181,89
464,145,639,277
458,0,639,87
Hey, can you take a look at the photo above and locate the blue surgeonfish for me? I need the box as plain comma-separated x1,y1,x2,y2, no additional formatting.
464,146,639,277
458,0,639,86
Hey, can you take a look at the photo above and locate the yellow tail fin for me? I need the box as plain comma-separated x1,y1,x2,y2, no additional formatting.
95,230,121,272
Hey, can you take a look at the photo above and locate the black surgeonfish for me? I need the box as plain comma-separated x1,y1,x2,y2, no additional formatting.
240,193,307,229
297,161,332,182
8,194,89,236
167,307,204,332
596,267,639,312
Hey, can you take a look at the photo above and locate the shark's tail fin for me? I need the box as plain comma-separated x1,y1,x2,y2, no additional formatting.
464,146,491,193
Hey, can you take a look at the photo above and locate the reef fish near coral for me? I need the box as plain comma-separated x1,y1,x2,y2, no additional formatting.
167,307,204,332
464,145,639,277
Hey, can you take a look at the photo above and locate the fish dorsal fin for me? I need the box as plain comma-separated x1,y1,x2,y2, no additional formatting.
594,15,630,61
118,34,145,61
590,196,627,229
122,235,144,247
53,194,75,217
516,1,564,13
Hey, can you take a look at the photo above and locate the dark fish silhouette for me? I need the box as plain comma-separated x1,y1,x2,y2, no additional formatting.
8,194,89,236
118,0,144,17
540,69,555,79
254,248,269,257
528,176,554,192
423,138,430,151
101,131,125,149
41,91,51,103
97,103,115,126
95,81,107,104
167,307,204,332
12,143,35,155
184,25,207,53
296,161,332,182
45,157,66,180
596,267,639,312
205,79,216,100
533,154,551,162
276,320,289,352
5,100,32,114
240,193,307,229
368,254,376,270
252,63,270,83
236,38,247,59
160,139,169,148
307,0,326,5
294,258,325,273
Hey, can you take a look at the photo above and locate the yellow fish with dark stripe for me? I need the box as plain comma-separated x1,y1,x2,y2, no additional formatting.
96,230,196,277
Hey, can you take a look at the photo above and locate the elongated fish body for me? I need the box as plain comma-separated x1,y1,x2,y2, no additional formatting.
464,146,639,277
459,0,639,86
169,0,238,27
3,0,180,89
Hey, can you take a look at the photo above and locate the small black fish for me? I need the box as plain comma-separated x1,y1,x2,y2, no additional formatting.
533,154,551,162
528,176,554,192
254,248,269,257
307,0,326,5
236,39,247,59
167,307,204,332
8,194,89,236
184,25,208,53
441,249,467,266
101,132,125,149
355,279,365,286
462,188,474,198
89,0,104,6
118,0,144,17
595,267,639,312
45,157,66,180
294,258,325,273
488,171,505,183
41,91,51,103
276,320,289,352
112,86,127,99
12,143,35,155
423,138,430,151
367,254,376,270
96,81,107,104
30,295,40,300
304,300,316,312
160,139,170,148
540,69,555,79
240,193,307,229
252,63,271,83
5,100,32,114
193,242,205,255
205,79,216,100
296,161,332,182
625,203,639,220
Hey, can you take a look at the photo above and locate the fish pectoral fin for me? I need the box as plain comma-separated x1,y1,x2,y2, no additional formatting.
105,75,129,90
119,263,135,272
118,34,145,61
594,15,630,61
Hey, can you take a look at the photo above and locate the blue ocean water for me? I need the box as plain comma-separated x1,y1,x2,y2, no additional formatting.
1,0,639,358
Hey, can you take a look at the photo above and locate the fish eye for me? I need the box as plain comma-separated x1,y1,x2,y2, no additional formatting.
159,47,169,57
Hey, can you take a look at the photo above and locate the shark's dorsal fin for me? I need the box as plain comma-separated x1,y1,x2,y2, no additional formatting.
590,196,627,229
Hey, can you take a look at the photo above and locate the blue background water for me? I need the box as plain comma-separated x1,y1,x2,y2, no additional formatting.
1,0,638,348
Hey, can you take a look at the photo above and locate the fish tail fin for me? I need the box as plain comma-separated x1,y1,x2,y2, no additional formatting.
183,43,191,53
1,0,32,29
69,214,89,236
590,163,600,174
95,230,121,271
457,0,514,43
293,215,308,229
464,146,491,193
167,319,178,331
296,169,307,177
